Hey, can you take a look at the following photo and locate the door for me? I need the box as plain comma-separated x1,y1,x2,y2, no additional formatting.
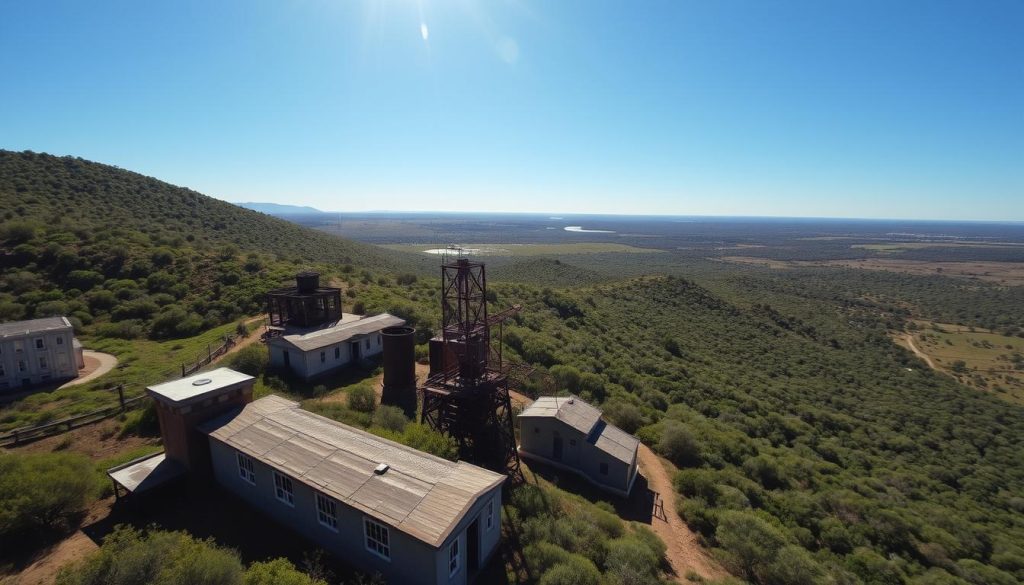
283,350,290,368
553,434,563,461
351,341,360,360
467,519,480,572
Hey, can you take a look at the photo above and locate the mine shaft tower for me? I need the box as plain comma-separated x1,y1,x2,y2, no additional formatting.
421,255,523,480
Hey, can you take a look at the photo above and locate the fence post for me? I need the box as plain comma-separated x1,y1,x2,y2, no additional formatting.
207,344,212,362
117,384,126,410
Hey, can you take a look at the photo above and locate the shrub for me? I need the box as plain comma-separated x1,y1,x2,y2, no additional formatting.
763,545,825,585
55,525,245,585
715,510,789,580
604,537,660,585
539,556,601,585
228,345,269,377
372,405,408,432
657,421,702,467
0,452,98,546
244,558,326,585
347,384,377,413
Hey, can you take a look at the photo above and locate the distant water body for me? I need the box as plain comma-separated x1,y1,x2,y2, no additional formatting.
564,226,615,233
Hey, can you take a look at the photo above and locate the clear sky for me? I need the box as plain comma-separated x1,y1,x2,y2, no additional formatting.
1,1,1022,220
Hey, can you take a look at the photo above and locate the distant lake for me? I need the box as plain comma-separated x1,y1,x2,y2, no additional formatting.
565,226,615,233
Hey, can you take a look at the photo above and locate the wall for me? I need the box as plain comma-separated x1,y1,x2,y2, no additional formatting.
271,333,385,381
209,438,499,584
519,416,632,495
0,326,78,392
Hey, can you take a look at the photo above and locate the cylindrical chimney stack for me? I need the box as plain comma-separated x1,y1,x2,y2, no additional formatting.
296,271,320,293
381,326,417,417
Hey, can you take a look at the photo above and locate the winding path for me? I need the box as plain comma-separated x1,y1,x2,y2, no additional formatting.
898,333,937,369
58,351,118,388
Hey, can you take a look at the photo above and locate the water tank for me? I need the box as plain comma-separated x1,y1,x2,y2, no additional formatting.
295,271,320,293
381,327,417,416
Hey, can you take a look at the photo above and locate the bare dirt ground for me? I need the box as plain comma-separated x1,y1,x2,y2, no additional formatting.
217,317,266,360
720,256,1024,285
894,332,937,369
58,351,118,389
8,419,159,460
636,445,729,582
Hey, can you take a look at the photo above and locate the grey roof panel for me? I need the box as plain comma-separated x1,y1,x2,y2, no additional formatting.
205,395,504,547
519,395,639,465
0,316,72,339
268,313,405,352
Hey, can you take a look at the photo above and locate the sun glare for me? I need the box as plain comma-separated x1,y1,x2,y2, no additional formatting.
420,22,429,41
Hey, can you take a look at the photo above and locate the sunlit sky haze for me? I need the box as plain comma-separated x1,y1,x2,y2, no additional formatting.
1,1,1022,220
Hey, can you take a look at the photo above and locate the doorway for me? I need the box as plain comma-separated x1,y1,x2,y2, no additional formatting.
467,519,480,572
553,434,563,461
351,341,361,361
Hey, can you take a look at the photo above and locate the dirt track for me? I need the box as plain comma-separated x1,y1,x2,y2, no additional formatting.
636,445,728,581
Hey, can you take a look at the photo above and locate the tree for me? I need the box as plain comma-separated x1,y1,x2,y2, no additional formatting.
244,558,326,585
657,421,702,467
0,452,98,546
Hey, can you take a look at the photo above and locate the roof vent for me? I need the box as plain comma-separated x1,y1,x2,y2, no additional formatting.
374,463,390,475
192,378,212,386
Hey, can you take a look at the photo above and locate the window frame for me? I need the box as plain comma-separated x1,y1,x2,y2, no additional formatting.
34,338,44,350
38,356,47,370
56,336,63,345
316,491,339,531
363,517,391,561
236,451,256,485
320,351,326,363
449,536,460,576
273,471,295,507
335,346,340,359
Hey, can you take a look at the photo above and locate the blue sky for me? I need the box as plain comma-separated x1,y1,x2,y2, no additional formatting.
1,0,1021,220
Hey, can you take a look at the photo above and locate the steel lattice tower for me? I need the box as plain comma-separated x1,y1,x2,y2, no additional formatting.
420,256,522,481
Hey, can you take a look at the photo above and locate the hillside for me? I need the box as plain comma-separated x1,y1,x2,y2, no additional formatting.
496,276,1024,584
0,151,419,272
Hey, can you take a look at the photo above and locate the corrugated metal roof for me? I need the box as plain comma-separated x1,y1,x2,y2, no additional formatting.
0,316,72,339
202,395,504,548
519,395,639,465
268,313,405,352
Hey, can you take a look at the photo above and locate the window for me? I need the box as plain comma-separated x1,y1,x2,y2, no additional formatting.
38,356,47,370
236,452,256,485
0,364,5,377
18,361,26,372
56,336,63,345
485,499,494,531
14,340,23,352
320,351,326,363
599,462,609,476
364,518,391,560
35,338,44,349
534,426,539,434
365,339,371,350
335,347,340,359
316,492,338,531
448,537,460,576
377,335,381,346
273,471,294,506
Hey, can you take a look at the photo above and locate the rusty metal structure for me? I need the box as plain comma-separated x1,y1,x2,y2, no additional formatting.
266,271,342,329
420,253,523,480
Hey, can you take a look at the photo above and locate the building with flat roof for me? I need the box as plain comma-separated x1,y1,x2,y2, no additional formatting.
0,316,82,393
518,395,640,497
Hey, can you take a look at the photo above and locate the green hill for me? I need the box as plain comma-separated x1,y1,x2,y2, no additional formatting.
0,150,422,339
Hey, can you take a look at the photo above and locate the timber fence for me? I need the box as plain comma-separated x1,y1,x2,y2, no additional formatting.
0,385,146,447
181,335,237,377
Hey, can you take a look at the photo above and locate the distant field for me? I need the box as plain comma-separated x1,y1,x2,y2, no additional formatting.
893,320,1024,404
720,256,1024,285
853,242,1024,254
379,242,663,256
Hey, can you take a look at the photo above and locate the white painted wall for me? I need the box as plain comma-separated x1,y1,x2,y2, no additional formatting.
0,324,79,392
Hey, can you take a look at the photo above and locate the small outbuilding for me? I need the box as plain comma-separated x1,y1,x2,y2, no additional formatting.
518,395,640,497
267,313,406,380
0,316,81,393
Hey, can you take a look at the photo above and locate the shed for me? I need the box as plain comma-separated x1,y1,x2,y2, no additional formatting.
518,395,640,496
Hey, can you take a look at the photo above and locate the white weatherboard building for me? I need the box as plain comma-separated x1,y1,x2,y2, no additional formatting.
0,316,83,393
518,395,640,497
267,313,405,380
113,368,506,585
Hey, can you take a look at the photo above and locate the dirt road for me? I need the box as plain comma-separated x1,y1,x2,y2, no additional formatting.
897,333,937,369
637,444,728,582
58,351,118,389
